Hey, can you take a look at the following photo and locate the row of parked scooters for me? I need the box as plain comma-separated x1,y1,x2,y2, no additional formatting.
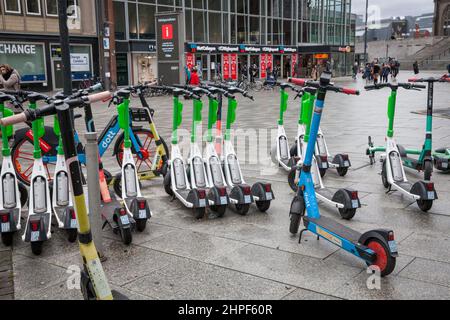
270,71,449,277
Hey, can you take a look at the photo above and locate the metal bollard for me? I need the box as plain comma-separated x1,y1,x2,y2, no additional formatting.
84,132,105,261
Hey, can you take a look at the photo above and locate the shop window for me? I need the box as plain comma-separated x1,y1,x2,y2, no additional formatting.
237,15,247,43
114,1,126,40
208,0,220,11
192,0,204,9
128,2,138,39
283,0,291,19
4,0,21,13
249,0,260,15
249,16,260,44
158,0,173,5
209,12,222,43
185,9,193,41
193,10,206,42
139,4,156,39
26,0,41,15
237,0,247,14
45,0,77,18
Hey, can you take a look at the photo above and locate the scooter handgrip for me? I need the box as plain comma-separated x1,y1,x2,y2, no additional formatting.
288,78,306,86
88,91,112,103
342,88,359,95
0,113,28,126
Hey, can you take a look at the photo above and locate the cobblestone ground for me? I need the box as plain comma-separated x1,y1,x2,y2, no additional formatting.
3,71,450,300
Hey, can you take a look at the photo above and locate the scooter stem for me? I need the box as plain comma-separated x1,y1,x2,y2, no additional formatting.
225,97,237,141
118,97,131,148
29,101,43,159
191,98,203,143
172,96,183,145
0,102,12,156
279,88,289,125
207,97,219,143
387,90,397,138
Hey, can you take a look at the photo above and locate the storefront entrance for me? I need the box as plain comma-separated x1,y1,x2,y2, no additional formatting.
116,53,129,87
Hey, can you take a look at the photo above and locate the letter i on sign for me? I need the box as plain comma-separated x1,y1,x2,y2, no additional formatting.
162,24,173,40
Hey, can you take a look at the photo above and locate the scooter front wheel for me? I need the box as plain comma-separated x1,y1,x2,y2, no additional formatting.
288,167,299,192
365,238,396,277
163,172,174,196
31,241,44,256
235,204,250,216
1,233,14,246
417,200,433,212
289,213,301,235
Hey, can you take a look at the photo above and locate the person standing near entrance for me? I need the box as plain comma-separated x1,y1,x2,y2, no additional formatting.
0,64,21,91
189,67,200,86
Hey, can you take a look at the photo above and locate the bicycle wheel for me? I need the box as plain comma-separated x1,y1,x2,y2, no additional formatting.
253,81,263,92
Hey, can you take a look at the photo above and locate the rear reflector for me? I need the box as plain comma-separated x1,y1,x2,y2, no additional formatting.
198,190,206,199
138,201,146,210
31,221,39,231
388,231,395,241
243,186,251,195
70,209,77,220
342,154,349,161
119,208,127,216
320,156,328,162
1,214,9,223
218,188,227,197
264,184,272,193
351,191,358,199
426,183,434,191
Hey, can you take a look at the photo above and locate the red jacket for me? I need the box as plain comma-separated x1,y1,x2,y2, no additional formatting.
190,72,200,85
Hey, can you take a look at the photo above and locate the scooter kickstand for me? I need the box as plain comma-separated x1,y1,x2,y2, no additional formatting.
298,229,308,244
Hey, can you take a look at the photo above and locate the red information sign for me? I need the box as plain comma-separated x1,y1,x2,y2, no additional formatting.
260,54,267,79
161,24,173,40
223,54,230,80
230,54,237,80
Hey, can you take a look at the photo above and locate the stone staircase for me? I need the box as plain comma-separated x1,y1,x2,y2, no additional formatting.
400,37,450,70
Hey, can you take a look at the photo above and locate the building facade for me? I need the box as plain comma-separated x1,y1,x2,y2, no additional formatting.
0,0,99,90
113,0,356,85
434,0,450,36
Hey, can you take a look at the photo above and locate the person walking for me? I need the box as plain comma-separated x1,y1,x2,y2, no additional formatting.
189,67,200,86
413,61,420,75
372,61,381,85
0,64,21,91
352,61,359,80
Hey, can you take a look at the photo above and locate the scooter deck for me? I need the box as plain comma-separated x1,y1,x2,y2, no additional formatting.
304,215,361,243
316,188,334,199
395,181,412,191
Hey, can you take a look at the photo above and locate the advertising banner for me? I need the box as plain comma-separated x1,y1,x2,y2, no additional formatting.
230,54,237,80
70,53,90,72
291,54,298,77
0,42,46,82
223,54,230,80
260,54,267,79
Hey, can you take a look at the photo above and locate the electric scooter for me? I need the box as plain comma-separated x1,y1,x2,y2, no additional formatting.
162,87,209,219
0,94,28,246
289,72,398,277
0,91,117,299
112,90,152,238
366,82,437,212
219,85,274,215
21,93,54,255
51,113,78,243
179,85,230,217
270,82,304,171
287,84,361,220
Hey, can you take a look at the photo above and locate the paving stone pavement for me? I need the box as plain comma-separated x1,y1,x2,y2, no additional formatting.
2,71,450,300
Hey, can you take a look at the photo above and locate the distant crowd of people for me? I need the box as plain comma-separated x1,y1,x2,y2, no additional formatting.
360,58,401,84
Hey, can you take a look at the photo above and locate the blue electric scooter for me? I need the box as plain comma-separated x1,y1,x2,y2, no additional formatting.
288,72,398,277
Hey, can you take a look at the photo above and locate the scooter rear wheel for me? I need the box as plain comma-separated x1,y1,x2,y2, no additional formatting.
119,227,132,245
1,233,13,246
210,205,226,218
163,172,174,196
193,207,207,219
289,213,301,235
135,219,147,232
336,167,349,177
365,238,396,277
256,201,271,212
424,161,433,181
235,204,250,216
31,241,43,256
319,168,327,178
67,229,78,243
417,200,433,212
18,182,28,207
381,160,390,189
338,208,356,220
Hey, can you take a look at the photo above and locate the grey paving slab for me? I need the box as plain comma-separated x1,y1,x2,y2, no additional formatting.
124,256,294,300
398,257,450,288
282,288,342,300
398,232,450,264
211,244,362,296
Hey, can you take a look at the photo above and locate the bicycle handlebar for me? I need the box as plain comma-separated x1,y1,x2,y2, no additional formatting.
289,78,360,96
0,91,111,126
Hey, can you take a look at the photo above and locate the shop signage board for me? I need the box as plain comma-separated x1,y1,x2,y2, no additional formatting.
0,41,46,83
186,43,298,55
71,53,90,72
156,11,184,85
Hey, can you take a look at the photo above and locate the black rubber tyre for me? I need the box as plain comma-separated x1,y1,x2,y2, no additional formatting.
67,229,78,243
193,207,207,219
423,160,433,181
119,227,132,245
290,213,302,235
103,169,113,185
113,173,122,198
381,160,390,189
288,167,299,192
163,172,174,196
290,144,298,157
256,201,271,212
417,200,433,212
235,204,250,216
1,233,13,246
319,168,327,178
211,205,227,218
18,182,28,207
365,238,396,277
339,208,356,220
80,270,96,300
31,241,43,255
336,167,349,177
136,219,147,232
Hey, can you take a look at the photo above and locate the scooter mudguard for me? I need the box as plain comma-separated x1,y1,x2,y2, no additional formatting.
316,155,329,170
187,189,207,208
289,195,305,216
434,155,450,171
62,207,78,230
208,186,229,206
230,185,253,205
397,145,407,158
332,154,351,168
358,229,399,259
332,189,361,209
129,198,152,220
113,208,134,230
411,181,438,200
251,182,275,202
0,209,20,233
23,214,50,242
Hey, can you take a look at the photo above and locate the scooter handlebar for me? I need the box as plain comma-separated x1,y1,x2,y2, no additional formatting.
86,91,112,103
0,112,27,126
